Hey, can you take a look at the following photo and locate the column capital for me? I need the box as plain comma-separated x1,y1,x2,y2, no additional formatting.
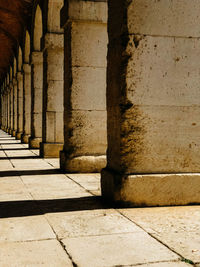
60,0,107,28
17,71,23,81
12,77,18,86
23,63,31,74
41,33,64,51
31,51,43,65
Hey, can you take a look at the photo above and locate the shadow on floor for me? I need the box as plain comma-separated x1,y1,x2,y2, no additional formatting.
0,196,107,218
0,156,41,160
0,169,62,177
0,148,32,151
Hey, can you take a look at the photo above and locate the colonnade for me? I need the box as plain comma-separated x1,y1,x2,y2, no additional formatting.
1,0,200,207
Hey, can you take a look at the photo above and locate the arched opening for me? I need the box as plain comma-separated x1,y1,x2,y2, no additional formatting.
25,31,30,64
47,0,64,33
33,5,43,51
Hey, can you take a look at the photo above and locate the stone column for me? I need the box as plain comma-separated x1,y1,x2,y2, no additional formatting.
40,33,64,158
60,0,108,172
16,71,24,140
29,51,43,148
4,92,8,131
3,91,7,131
1,92,5,130
7,85,11,134
9,81,14,135
21,63,31,144
101,0,200,206
12,77,18,137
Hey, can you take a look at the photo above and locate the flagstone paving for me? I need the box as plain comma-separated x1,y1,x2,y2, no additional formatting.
0,130,198,266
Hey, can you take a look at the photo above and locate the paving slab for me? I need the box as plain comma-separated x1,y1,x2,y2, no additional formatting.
44,158,60,168
120,206,200,263
0,215,55,241
0,192,32,201
21,174,91,199
0,240,73,267
62,232,180,267
0,177,27,195
46,209,143,238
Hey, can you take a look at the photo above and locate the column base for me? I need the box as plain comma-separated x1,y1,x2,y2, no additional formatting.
21,134,31,144
60,151,106,173
9,129,12,135
12,130,16,137
29,137,42,149
101,168,200,207
40,142,63,158
16,132,23,140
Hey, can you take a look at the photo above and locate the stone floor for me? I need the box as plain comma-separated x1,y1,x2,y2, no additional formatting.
0,129,199,267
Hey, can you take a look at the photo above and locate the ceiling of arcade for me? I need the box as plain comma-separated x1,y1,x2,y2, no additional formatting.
0,0,32,81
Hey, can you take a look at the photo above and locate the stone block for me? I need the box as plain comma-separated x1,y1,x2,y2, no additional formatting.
60,151,106,173
16,132,22,140
64,110,107,156
46,81,64,112
126,0,200,38
61,0,107,27
45,50,64,81
71,22,107,67
21,134,31,144
101,169,200,207
29,137,42,149
71,67,106,110
55,112,64,143
40,142,63,158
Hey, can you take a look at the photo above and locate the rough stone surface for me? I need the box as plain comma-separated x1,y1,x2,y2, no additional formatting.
61,0,108,173
102,0,200,207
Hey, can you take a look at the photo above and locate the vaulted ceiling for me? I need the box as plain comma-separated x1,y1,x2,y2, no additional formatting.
0,0,32,81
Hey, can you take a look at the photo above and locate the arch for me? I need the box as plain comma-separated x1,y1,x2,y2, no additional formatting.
24,31,30,63
18,46,22,71
33,5,43,51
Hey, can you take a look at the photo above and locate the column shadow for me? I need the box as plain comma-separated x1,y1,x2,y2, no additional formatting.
0,196,107,218
0,169,61,177
0,156,41,160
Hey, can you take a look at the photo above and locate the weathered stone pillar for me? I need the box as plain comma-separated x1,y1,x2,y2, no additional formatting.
1,91,5,130
5,91,8,132
4,91,8,131
12,77,18,137
29,51,43,148
3,90,7,131
60,0,108,172
7,84,11,134
40,33,64,158
21,63,31,144
16,71,23,140
101,0,200,206
9,81,14,135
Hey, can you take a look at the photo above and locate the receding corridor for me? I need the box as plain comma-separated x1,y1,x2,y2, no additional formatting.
0,129,198,266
